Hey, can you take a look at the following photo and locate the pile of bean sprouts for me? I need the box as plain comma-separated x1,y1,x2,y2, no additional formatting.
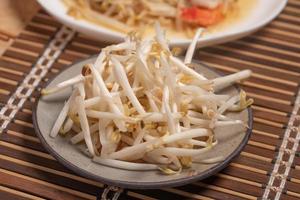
42,24,253,174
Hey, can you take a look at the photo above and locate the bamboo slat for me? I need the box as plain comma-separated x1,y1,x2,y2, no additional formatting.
0,2,300,199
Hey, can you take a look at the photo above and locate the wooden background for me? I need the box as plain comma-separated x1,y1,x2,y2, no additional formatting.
0,0,300,200
0,0,39,55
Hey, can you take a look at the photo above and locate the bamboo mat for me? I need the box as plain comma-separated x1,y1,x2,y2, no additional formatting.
0,1,300,199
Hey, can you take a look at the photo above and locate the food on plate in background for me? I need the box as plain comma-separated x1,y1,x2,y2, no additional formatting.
63,0,255,38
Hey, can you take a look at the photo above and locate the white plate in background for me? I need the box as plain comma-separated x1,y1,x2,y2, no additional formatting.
38,0,287,47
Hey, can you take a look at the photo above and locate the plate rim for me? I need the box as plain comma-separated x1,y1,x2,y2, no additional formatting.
32,55,253,189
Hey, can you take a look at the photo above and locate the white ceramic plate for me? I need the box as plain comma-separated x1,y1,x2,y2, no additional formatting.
33,56,252,189
38,0,287,47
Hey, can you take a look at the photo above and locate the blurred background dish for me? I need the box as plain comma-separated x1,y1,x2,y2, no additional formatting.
38,0,287,47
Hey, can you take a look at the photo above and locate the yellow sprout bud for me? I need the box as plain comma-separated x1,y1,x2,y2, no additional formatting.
41,88,57,96
106,83,113,90
158,128,169,137
158,167,182,175
59,127,67,136
179,156,192,168
181,143,193,149
240,90,254,109
126,124,135,132
110,131,121,143
231,90,254,112
171,47,182,56
69,114,80,124
123,104,130,116
146,144,155,152
181,103,189,114
180,74,194,84
206,109,215,119
145,123,158,130
207,135,215,148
